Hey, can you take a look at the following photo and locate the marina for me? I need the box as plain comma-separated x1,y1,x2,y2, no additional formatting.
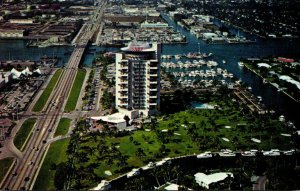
161,58,236,88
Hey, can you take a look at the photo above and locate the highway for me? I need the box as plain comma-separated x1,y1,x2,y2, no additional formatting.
0,1,106,190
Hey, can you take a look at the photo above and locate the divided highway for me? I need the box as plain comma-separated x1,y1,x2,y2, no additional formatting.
0,1,106,190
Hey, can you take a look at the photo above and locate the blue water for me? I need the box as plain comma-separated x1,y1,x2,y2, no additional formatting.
0,14,299,127
191,102,214,109
0,40,118,67
191,102,205,109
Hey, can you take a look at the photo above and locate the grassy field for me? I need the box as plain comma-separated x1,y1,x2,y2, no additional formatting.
67,95,291,189
54,118,71,137
33,69,62,112
33,138,70,191
64,69,86,112
14,118,36,150
0,158,13,182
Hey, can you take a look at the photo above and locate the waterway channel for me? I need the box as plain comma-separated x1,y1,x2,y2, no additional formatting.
0,14,299,127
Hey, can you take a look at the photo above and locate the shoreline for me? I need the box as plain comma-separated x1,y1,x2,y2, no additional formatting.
243,63,299,103
214,17,299,40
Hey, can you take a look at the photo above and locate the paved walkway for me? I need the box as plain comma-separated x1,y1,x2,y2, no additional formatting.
253,176,268,191
0,118,26,160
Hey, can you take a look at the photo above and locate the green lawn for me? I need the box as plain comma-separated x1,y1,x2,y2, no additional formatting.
14,118,36,150
64,69,86,112
33,69,62,112
33,138,70,191
0,158,13,183
68,97,290,188
54,118,71,137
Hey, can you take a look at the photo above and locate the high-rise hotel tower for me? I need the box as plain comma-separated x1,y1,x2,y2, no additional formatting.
115,41,161,117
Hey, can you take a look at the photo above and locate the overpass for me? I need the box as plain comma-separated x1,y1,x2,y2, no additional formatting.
0,1,107,190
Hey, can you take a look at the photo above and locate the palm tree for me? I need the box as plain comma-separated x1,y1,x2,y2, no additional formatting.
150,119,158,131
151,167,162,187
135,148,146,159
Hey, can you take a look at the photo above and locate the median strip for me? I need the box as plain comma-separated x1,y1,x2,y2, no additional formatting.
33,69,62,112
64,69,86,112
13,118,37,151
54,118,71,137
0,158,13,183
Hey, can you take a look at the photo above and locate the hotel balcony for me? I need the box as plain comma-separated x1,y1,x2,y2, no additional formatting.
148,73,158,77
149,95,157,98
118,97,128,101
118,103,128,107
118,68,128,71
119,94,128,98
119,88,128,92
133,100,146,104
118,76,128,80
148,66,158,69
147,102,157,106
149,81,158,84
120,65,128,69
148,86,158,91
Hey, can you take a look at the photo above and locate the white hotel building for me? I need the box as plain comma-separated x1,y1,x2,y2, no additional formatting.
115,41,161,118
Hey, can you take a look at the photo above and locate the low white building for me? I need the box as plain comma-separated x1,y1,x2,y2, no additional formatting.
9,19,34,24
91,112,127,129
194,172,233,189
0,30,24,38
202,32,218,40
91,180,111,190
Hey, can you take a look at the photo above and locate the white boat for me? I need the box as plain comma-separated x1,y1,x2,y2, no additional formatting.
127,168,140,178
257,96,262,102
222,60,226,64
197,151,212,158
175,55,181,60
238,61,244,67
217,68,222,74
198,60,206,65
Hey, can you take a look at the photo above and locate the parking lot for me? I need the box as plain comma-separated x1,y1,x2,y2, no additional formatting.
0,71,47,118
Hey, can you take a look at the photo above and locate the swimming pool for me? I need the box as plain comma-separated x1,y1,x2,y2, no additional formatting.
191,102,215,109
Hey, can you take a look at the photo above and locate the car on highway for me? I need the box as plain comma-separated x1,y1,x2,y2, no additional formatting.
241,151,255,156
197,151,213,158
219,151,236,157
283,149,295,155
263,150,280,156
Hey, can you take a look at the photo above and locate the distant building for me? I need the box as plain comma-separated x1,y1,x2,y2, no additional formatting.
0,30,24,38
202,32,218,40
115,41,161,118
0,77,5,89
0,72,12,88
9,19,34,24
4,72,12,83
141,21,169,29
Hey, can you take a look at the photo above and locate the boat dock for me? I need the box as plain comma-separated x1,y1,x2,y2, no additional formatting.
233,87,266,114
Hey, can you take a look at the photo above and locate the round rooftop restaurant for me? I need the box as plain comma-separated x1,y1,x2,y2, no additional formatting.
121,41,154,52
